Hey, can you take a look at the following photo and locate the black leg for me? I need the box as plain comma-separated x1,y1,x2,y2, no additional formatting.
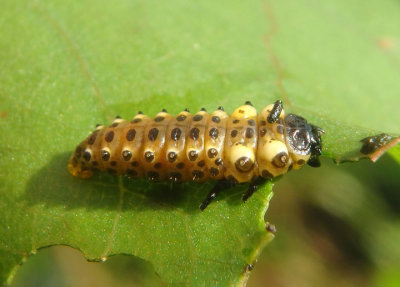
267,100,283,124
200,180,235,211
242,177,267,202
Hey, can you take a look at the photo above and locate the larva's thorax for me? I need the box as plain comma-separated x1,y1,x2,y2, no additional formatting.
68,102,323,184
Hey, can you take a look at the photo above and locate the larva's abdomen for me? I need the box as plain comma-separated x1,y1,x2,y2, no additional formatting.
68,102,323,184
68,106,259,182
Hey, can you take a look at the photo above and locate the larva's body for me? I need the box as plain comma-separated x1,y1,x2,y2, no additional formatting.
68,101,323,208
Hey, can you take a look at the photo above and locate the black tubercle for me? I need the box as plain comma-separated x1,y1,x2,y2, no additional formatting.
161,108,167,112
138,111,143,114
245,101,253,106
201,107,207,111
184,108,190,112
267,100,283,123
217,106,224,111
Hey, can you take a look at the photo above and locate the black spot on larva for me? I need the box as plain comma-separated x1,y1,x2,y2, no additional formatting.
197,160,205,167
171,128,181,141
297,159,305,165
192,170,204,180
215,158,223,166
169,172,182,182
138,111,143,114
201,107,207,111
260,120,266,126
235,156,254,172
207,148,218,158
154,162,162,169
111,122,119,128
246,264,254,271
227,175,238,184
105,131,114,142
122,150,132,161
177,114,186,121
161,108,167,112
288,164,293,171
126,169,138,177
107,168,116,175
147,171,159,181
248,119,256,126
188,150,198,161
231,130,238,138
95,123,102,128
245,100,253,106
131,118,142,123
168,151,177,162
92,161,98,166
144,151,154,162
233,119,239,124
276,125,284,134
154,116,164,122
272,152,289,168
126,129,136,141
184,108,190,112
176,162,185,169
211,116,220,123
209,128,219,139
75,146,82,158
148,128,159,141
245,128,254,138
262,169,273,179
131,161,139,167
210,167,219,176
102,150,110,161
88,131,98,145
260,128,267,137
193,114,203,121
110,161,117,166
115,115,121,119
190,128,200,140
83,150,91,161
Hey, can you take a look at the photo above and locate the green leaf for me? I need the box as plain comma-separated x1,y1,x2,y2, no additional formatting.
1,0,399,286
388,145,400,165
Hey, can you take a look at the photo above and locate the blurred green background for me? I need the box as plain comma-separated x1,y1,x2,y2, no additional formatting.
11,154,400,287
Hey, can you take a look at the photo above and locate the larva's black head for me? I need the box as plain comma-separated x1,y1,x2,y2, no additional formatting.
308,124,324,167
284,114,324,167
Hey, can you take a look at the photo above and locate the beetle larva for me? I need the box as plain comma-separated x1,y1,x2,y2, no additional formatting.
68,100,324,209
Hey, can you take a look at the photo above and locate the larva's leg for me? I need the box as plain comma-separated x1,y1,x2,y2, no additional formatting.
267,100,283,123
200,180,235,211
242,177,268,202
